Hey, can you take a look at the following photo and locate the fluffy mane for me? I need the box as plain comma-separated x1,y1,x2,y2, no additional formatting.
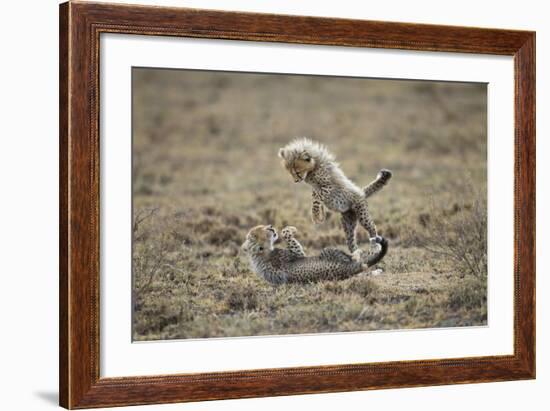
279,138,335,165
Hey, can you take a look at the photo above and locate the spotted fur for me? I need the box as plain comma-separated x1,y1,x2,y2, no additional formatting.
279,138,392,253
241,225,387,285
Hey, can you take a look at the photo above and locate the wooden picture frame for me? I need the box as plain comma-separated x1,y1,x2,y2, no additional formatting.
59,1,535,408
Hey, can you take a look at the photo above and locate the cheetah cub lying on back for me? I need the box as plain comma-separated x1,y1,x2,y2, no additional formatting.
241,225,387,284
279,138,392,253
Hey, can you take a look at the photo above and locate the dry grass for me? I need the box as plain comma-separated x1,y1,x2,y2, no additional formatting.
132,68,488,341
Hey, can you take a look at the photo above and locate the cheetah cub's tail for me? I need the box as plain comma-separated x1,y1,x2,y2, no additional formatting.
363,169,392,198
365,236,388,267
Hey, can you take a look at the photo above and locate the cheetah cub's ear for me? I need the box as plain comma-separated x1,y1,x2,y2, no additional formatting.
240,239,251,253
240,233,255,253
278,148,286,159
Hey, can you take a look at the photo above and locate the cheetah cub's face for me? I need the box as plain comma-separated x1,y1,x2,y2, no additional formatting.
241,225,278,256
278,148,316,183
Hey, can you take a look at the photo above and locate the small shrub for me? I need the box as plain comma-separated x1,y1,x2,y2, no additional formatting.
134,237,171,289
416,191,487,278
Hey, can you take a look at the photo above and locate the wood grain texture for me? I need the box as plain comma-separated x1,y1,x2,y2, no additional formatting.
59,2,69,407
514,34,536,374
59,1,535,408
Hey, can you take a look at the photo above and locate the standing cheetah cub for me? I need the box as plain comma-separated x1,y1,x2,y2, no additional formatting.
278,138,392,253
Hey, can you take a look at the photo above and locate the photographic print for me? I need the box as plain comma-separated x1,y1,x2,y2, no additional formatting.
59,5,535,406
132,68,487,341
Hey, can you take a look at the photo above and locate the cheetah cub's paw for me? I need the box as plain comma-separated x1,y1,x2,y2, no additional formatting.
369,235,383,251
351,249,364,263
369,235,384,245
281,226,298,238
311,207,326,225
377,168,393,181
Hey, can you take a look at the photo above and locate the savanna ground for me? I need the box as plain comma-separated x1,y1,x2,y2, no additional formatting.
132,68,487,341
